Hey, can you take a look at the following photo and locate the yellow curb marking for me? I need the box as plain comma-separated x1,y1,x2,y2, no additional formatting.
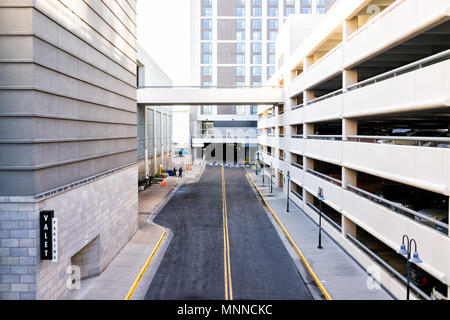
247,173,332,300
222,166,233,300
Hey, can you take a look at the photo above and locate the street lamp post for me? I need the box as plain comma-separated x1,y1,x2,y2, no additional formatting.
397,235,423,300
317,187,324,249
270,162,273,194
286,171,290,213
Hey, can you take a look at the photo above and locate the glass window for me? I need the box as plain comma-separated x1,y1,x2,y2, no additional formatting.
236,31,245,40
269,7,278,16
236,82,246,87
202,19,212,29
251,105,258,115
252,66,262,76
252,19,262,29
252,30,262,40
201,105,212,115
202,81,212,87
236,0,245,5
286,0,295,4
252,42,262,52
236,66,245,76
236,7,245,16
236,19,245,29
269,0,278,4
236,54,245,64
252,54,262,64
268,19,278,29
202,30,212,40
202,0,212,4
285,7,295,16
269,31,278,41
202,54,212,64
268,66,276,77
202,7,212,16
252,7,262,16
236,42,245,53
268,54,275,65
268,42,276,53
252,0,262,4
202,66,212,76
301,0,312,14
252,81,262,87
236,105,246,115
202,42,212,52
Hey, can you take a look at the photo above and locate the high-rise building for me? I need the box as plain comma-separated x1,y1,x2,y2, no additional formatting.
190,0,336,164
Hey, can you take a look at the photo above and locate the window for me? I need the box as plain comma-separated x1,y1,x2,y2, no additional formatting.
202,81,212,87
236,19,245,29
252,54,262,64
269,7,278,16
269,31,278,41
236,82,246,87
236,42,245,53
252,81,262,87
285,7,295,16
252,0,262,4
317,0,327,14
251,105,258,115
236,66,245,76
252,42,262,52
236,106,246,115
202,7,212,16
236,31,245,40
286,0,295,5
301,0,312,14
268,42,275,53
252,7,262,16
269,0,278,5
236,0,245,5
252,66,262,76
236,54,245,64
202,54,212,64
202,42,212,52
202,19,212,29
202,66,212,76
252,30,262,40
268,66,275,77
202,0,212,4
252,19,262,29
236,7,245,16
201,105,212,115
268,19,278,29
268,54,275,65
202,30,212,40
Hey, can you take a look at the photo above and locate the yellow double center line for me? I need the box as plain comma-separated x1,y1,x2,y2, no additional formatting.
222,166,233,300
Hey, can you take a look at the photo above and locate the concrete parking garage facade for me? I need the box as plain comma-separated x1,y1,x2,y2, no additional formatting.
259,0,450,299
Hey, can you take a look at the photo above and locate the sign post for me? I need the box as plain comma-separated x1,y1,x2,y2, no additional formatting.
286,171,290,213
317,188,324,250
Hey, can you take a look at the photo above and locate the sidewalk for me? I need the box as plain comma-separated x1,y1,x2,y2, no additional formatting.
247,170,393,300
67,165,203,300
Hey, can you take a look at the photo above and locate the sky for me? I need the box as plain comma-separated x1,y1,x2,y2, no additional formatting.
137,0,192,85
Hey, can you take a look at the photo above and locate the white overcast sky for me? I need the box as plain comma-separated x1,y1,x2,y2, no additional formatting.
137,0,191,85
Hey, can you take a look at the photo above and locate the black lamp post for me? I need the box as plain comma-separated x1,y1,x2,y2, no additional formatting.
397,235,423,300
270,162,273,194
317,187,324,249
286,171,290,213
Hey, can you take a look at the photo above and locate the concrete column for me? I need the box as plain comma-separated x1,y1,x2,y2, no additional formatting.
303,188,314,206
343,17,358,41
304,56,314,70
342,216,357,238
343,69,358,93
342,167,357,189
342,118,358,141
304,123,314,139
304,90,315,105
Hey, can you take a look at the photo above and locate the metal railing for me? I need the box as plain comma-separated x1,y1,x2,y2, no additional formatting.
307,88,343,105
306,168,342,187
345,232,431,300
347,184,449,232
347,135,450,146
306,201,342,231
138,84,282,89
279,157,285,161
291,189,303,201
292,134,304,139
292,103,304,110
291,162,303,170
193,134,258,140
307,135,343,141
348,49,450,91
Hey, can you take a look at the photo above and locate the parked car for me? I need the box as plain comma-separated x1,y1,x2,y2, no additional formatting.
415,207,448,233
410,264,447,298
421,131,450,148
374,185,419,213
377,129,447,146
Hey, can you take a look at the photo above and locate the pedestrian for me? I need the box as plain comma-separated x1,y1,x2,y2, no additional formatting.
178,167,183,178
173,167,177,177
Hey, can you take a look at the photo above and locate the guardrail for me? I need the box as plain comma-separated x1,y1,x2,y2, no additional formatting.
347,184,449,233
306,201,342,231
291,189,303,201
345,232,431,300
138,85,283,89
347,135,450,146
306,168,342,187
307,88,343,105
292,163,303,170
348,49,450,91
292,103,304,110
193,134,258,140
307,135,343,141
292,134,304,139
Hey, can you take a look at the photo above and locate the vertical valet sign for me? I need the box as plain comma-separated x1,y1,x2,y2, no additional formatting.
40,211,58,262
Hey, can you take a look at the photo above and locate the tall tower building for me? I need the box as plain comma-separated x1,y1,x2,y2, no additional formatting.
190,0,336,164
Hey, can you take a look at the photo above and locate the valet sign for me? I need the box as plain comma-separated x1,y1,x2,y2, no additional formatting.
40,211,58,262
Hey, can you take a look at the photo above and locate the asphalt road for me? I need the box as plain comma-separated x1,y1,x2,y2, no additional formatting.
144,165,313,300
